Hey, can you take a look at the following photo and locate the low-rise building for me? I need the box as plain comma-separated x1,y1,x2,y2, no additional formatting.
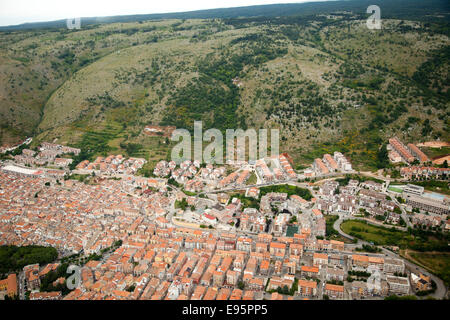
411,273,432,292
30,291,62,300
324,284,344,299
384,258,405,274
297,279,317,297
349,281,368,299
386,275,410,295
0,274,18,298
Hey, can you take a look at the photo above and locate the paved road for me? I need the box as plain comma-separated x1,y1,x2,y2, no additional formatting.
381,248,447,300
392,197,413,229
18,271,26,300
334,217,447,299
334,217,355,241
353,216,408,231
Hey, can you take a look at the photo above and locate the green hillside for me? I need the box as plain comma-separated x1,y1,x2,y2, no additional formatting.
0,1,449,170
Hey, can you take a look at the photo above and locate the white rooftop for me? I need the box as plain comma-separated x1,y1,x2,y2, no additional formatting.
1,165,39,175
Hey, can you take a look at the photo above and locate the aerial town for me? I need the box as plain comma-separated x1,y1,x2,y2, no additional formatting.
0,0,449,309
0,136,448,301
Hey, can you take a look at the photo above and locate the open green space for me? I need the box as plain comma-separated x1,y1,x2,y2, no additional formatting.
246,172,258,185
230,192,260,210
341,220,449,251
286,225,299,237
0,245,58,274
2,6,448,173
325,215,353,243
406,251,450,286
388,186,404,193
259,184,312,200
420,147,450,159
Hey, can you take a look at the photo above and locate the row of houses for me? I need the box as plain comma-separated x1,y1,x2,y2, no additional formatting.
388,137,430,164
400,166,449,180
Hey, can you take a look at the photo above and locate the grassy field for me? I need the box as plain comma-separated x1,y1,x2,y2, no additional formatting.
229,192,260,210
388,186,404,193
404,250,450,286
341,220,449,251
246,172,258,185
295,128,390,172
341,220,414,246
420,147,450,159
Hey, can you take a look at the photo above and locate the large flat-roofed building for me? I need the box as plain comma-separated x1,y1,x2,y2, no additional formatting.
1,165,40,177
410,273,432,292
386,275,410,295
403,193,449,215
389,150,402,163
384,258,405,274
403,184,424,196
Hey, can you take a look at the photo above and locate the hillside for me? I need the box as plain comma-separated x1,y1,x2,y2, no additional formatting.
0,1,449,171
1,0,449,30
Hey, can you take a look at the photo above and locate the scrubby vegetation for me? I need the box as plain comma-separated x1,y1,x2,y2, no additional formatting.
0,1,448,172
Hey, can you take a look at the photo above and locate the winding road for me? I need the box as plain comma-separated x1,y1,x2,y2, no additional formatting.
334,216,447,299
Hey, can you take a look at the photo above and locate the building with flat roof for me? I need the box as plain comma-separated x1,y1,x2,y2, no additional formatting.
410,273,432,292
384,258,405,274
1,165,40,177
333,152,352,171
386,275,410,295
403,184,424,196
403,193,449,215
